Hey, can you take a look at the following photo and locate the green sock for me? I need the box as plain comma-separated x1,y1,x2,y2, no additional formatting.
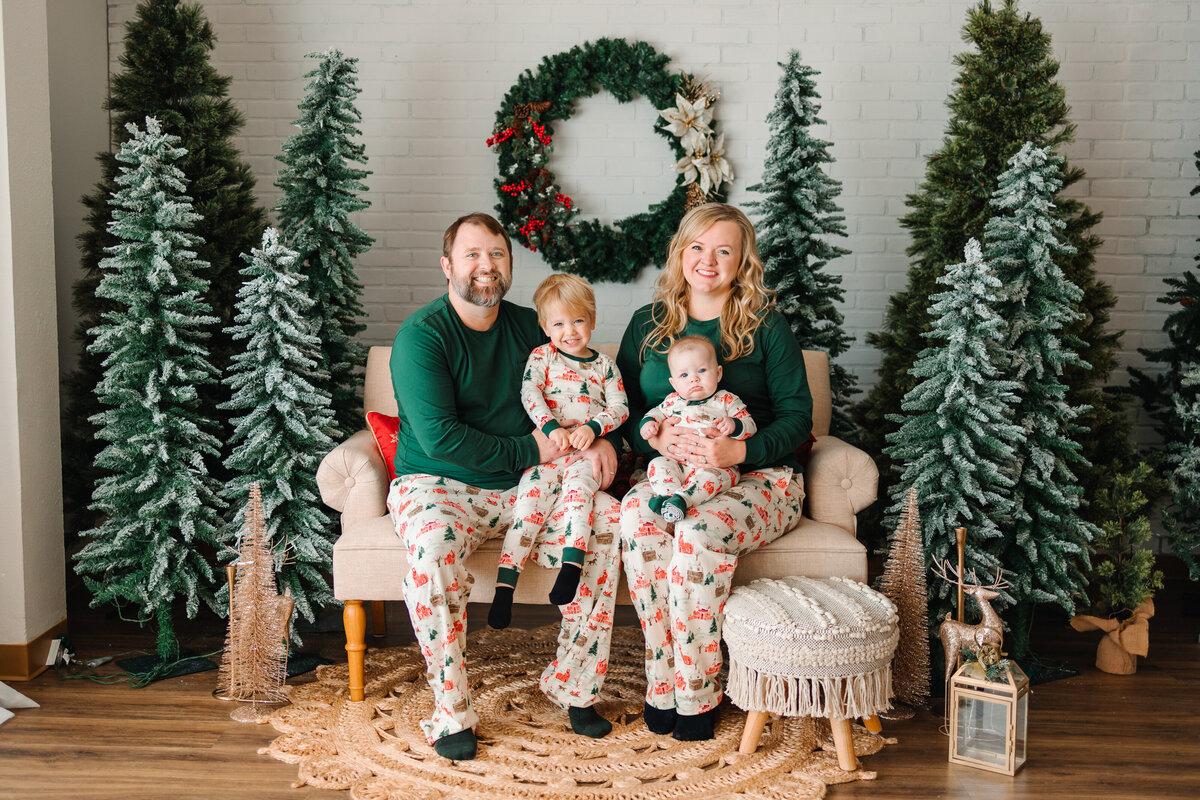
569,705,613,739
433,728,477,760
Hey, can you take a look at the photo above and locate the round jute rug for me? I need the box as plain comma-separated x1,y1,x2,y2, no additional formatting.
260,625,893,799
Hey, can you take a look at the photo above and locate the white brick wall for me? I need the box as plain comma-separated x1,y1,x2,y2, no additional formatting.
104,0,1199,445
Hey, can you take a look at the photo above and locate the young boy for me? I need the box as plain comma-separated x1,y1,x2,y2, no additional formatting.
640,335,756,523
488,274,628,629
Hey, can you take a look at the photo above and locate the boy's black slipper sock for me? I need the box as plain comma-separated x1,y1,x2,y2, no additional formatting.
568,705,613,738
488,586,514,629
548,563,582,605
643,702,678,735
672,708,717,741
433,728,477,760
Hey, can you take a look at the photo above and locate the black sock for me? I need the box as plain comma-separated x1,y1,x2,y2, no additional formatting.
488,585,514,629
549,563,583,605
568,705,613,738
433,728,477,760
673,708,717,741
643,702,677,735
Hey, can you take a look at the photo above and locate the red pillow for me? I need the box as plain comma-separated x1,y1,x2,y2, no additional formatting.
365,411,400,482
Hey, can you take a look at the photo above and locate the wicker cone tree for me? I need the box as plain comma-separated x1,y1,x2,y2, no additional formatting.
216,484,294,721
878,488,931,712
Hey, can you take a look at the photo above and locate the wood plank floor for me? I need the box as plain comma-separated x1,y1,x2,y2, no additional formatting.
2,577,1197,800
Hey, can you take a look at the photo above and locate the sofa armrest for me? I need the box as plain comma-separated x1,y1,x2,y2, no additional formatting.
316,429,389,526
803,435,879,536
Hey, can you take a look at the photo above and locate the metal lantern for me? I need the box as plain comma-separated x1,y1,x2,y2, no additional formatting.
948,659,1029,775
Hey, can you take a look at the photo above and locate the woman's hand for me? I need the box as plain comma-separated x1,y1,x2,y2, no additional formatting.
645,417,688,459
675,427,746,470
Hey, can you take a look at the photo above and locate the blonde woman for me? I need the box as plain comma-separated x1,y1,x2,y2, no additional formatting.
616,203,813,741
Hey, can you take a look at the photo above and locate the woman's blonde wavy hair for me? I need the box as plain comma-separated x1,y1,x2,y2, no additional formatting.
641,203,775,363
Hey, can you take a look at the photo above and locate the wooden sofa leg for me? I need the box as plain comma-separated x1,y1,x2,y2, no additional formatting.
830,717,858,771
370,600,387,638
344,600,366,702
862,714,882,733
739,710,770,754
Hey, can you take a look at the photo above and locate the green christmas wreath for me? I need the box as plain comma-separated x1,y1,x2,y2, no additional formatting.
487,38,733,284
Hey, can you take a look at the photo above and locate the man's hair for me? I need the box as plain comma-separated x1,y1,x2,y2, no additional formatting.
442,212,512,260
667,335,718,369
532,273,596,326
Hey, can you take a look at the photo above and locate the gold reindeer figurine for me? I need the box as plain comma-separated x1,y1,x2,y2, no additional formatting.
931,556,1010,687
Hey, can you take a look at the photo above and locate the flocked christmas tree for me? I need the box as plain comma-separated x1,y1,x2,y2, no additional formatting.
74,118,224,662
63,0,268,534
216,483,293,720
746,51,856,437
884,238,1022,626
274,49,374,440
878,488,931,710
1130,146,1200,578
220,228,336,640
985,143,1100,654
853,0,1129,554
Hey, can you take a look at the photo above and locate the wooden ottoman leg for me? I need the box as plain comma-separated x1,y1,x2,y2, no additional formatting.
370,600,387,638
739,710,771,754
344,600,366,702
830,717,858,771
862,714,882,733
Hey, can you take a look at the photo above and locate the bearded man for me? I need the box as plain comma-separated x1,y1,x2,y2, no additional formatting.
386,213,621,759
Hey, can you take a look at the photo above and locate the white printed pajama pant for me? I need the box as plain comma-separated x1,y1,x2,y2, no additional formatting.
619,468,803,716
387,473,621,743
498,456,600,586
646,456,739,511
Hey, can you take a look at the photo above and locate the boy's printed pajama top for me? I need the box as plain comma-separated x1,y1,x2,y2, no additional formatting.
498,344,628,587
643,389,756,512
387,297,622,743
616,305,814,716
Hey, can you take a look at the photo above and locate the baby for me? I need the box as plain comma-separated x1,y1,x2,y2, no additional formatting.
488,274,628,629
640,335,756,523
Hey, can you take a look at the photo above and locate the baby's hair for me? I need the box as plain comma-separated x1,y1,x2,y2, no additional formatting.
667,335,718,369
532,273,596,326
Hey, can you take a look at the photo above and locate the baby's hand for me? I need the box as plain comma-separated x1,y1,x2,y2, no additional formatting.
549,427,572,450
568,425,596,450
640,420,659,440
714,416,737,436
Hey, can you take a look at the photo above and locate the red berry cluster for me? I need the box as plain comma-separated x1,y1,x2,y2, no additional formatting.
500,179,531,196
519,217,547,250
486,127,516,147
531,122,551,146
555,193,573,210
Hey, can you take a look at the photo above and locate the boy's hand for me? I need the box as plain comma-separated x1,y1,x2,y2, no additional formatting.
640,420,659,440
568,425,596,450
714,416,736,436
549,427,572,449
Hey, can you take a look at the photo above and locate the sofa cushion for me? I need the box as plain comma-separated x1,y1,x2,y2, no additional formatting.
365,411,400,482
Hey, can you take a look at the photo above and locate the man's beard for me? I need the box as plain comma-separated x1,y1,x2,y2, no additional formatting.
450,268,511,308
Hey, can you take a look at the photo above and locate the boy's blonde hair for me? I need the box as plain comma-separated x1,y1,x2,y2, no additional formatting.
666,335,719,373
533,273,596,325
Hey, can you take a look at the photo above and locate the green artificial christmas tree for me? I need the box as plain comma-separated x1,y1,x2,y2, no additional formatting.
1131,147,1200,577
884,238,1022,622
63,0,268,535
74,118,225,662
274,49,374,440
1087,462,1164,617
985,143,1100,655
746,51,856,437
852,0,1128,553
220,228,336,640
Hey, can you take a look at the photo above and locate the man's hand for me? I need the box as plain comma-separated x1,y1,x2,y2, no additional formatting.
548,427,572,450
568,425,596,450
714,416,736,436
533,428,572,464
640,420,659,440
578,438,618,490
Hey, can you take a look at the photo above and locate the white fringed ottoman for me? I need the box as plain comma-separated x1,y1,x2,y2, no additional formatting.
722,575,899,770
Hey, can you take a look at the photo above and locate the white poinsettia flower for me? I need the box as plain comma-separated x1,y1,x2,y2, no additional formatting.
687,133,733,195
674,153,699,186
659,94,713,153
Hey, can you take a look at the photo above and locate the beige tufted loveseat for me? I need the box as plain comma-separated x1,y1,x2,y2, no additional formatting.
317,345,879,701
